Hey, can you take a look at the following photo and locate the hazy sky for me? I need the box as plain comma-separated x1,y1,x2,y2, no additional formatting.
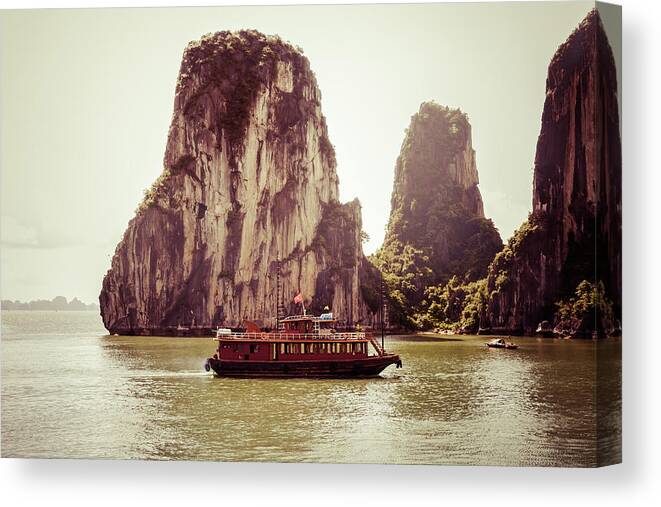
1,1,607,303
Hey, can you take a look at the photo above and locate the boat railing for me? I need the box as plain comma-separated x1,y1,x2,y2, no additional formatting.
214,331,367,341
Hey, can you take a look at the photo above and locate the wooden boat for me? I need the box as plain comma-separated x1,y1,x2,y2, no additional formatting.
486,337,519,349
205,313,402,378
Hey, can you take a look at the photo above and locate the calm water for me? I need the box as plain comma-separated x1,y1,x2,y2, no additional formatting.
1,311,621,466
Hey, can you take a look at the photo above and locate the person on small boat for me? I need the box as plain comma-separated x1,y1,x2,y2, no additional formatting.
486,337,518,349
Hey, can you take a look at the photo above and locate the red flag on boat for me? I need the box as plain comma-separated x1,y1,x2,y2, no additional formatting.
293,293,303,304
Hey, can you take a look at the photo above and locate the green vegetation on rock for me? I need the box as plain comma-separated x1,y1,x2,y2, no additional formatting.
136,169,172,215
372,102,502,330
415,277,488,333
554,280,615,338
486,211,544,298
180,30,315,161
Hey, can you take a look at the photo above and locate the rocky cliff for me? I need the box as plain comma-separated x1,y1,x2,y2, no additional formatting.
482,9,621,336
373,102,503,328
100,30,372,334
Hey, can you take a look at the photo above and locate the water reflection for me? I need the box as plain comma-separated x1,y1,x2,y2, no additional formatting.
1,312,621,465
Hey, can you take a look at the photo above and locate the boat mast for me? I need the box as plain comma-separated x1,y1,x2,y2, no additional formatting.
276,258,281,331
275,258,287,331
380,274,386,352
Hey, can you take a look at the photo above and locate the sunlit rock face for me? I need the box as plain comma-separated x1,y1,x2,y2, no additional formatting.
483,10,622,336
100,30,372,334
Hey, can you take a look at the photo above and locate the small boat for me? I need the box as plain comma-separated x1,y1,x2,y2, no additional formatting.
486,337,518,350
205,312,402,378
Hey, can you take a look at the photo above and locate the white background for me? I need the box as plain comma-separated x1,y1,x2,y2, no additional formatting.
1,0,659,505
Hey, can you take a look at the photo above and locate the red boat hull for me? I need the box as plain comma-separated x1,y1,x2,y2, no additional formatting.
207,354,402,378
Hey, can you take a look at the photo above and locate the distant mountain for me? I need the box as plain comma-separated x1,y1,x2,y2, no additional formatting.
1,297,100,312
372,102,503,329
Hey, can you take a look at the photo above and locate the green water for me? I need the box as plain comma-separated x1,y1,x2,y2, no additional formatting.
0,311,621,466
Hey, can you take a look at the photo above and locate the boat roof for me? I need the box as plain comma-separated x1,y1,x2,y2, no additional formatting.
281,313,336,323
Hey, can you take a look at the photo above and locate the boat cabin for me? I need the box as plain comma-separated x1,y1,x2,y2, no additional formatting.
213,312,384,363
280,313,335,335
215,339,371,362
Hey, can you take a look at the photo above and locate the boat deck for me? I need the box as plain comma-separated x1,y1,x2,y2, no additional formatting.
214,331,367,342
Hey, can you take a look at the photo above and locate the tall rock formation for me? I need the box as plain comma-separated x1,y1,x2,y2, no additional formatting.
374,102,503,328
100,30,373,334
483,10,621,336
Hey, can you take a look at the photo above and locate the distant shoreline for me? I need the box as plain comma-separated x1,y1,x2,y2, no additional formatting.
2,297,99,312
1,308,99,312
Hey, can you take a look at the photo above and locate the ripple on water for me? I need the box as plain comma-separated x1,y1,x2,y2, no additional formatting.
1,313,621,465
